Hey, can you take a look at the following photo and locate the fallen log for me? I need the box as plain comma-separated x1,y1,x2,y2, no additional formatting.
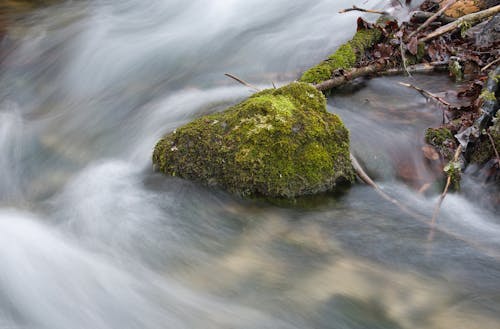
314,61,448,91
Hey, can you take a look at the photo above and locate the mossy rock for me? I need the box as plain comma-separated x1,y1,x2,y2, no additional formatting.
299,27,382,84
153,82,355,198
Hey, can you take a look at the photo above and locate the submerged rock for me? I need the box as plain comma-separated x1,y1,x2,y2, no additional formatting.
153,82,354,198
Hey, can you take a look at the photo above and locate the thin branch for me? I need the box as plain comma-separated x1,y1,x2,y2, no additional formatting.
419,5,500,43
481,57,500,72
350,153,429,222
353,151,500,260
224,73,261,92
428,145,462,242
486,132,500,163
399,36,412,77
408,0,456,38
398,82,452,108
338,5,388,15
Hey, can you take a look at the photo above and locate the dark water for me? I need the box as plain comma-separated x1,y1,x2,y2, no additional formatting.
1,1,499,328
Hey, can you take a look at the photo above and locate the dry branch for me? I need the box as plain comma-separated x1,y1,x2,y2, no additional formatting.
338,6,388,15
398,82,452,108
351,153,430,222
314,62,448,91
353,151,500,260
419,4,500,42
224,73,261,92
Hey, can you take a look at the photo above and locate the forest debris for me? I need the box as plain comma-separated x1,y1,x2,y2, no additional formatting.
481,57,500,71
408,0,457,38
419,4,500,42
410,10,456,23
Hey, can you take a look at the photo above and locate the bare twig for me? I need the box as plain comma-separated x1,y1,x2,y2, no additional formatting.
481,57,500,72
408,0,456,38
339,5,388,15
419,5,500,43
398,82,452,108
428,145,462,241
224,73,261,92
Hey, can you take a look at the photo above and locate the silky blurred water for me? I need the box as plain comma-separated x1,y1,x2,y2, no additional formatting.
1,1,499,328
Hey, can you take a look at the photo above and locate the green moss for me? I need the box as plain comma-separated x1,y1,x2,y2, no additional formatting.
153,82,354,198
444,161,462,190
299,27,382,84
448,60,463,82
425,127,453,146
479,90,497,102
425,127,455,160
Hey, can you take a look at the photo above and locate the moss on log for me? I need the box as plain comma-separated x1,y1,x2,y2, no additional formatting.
299,27,382,84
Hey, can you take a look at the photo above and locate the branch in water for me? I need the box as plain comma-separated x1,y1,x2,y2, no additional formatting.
338,6,388,15
224,73,261,92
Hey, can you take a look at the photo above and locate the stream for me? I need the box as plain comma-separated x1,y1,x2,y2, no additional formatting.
1,1,499,328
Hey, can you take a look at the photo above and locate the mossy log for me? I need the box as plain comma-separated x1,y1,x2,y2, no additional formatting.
299,24,382,84
153,82,354,198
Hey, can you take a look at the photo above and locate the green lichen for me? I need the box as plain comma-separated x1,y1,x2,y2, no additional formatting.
479,90,497,102
299,28,382,84
153,82,355,198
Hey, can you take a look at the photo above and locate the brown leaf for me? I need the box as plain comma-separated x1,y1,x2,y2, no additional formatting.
422,145,439,161
407,36,418,56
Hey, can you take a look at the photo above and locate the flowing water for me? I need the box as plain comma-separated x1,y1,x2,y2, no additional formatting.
1,1,499,328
